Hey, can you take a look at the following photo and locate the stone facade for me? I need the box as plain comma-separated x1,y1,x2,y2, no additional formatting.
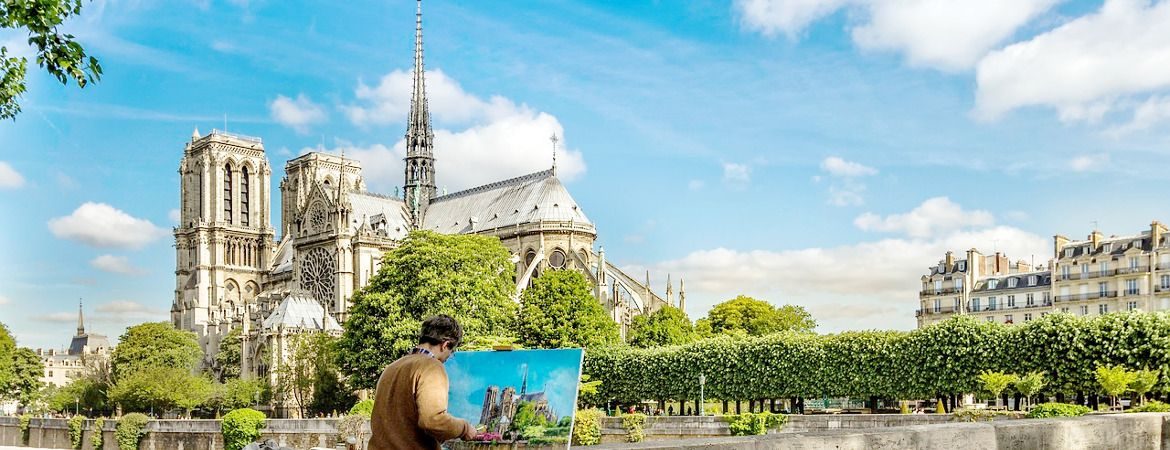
34,302,111,388
918,221,1170,327
169,0,676,412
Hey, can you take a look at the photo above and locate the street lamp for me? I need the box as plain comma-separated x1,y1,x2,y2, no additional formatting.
698,374,706,417
75,397,79,416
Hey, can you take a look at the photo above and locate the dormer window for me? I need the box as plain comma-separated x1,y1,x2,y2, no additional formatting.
1028,275,1038,286
1103,243,1112,253
988,279,999,289
1065,248,1074,258
1008,278,1018,288
938,263,945,273
958,261,966,271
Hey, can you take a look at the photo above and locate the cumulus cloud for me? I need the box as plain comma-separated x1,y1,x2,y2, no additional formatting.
975,0,1170,121
821,156,876,206
36,300,167,324
338,69,586,192
269,94,326,134
722,162,751,186
1068,154,1110,172
0,161,25,189
168,209,181,223
640,207,1046,331
853,196,994,238
48,202,167,249
821,156,877,177
1107,96,1170,136
736,0,1057,71
90,255,146,276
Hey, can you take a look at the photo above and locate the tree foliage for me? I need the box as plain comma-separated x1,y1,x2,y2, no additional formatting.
1129,368,1160,405
0,0,103,120
703,296,815,337
976,370,1019,403
627,305,696,348
276,332,353,417
8,347,43,407
0,322,14,398
582,312,1170,404
110,322,202,382
337,231,518,389
221,408,266,450
214,327,242,382
1014,371,1046,408
1096,365,1137,408
109,367,212,416
517,269,619,349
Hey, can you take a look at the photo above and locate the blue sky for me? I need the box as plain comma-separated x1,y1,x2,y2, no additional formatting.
445,349,583,426
3,0,1170,349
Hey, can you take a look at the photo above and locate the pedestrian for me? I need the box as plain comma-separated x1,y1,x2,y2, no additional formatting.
368,315,478,450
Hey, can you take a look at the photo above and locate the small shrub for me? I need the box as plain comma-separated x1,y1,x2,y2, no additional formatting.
543,425,571,437
1129,400,1170,413
222,408,267,450
521,425,547,440
69,415,86,449
726,412,788,436
951,408,1020,422
348,399,374,417
115,413,149,450
528,436,569,445
901,401,909,415
19,414,32,445
571,409,602,446
91,417,105,450
1026,403,1091,419
620,413,646,443
936,399,946,414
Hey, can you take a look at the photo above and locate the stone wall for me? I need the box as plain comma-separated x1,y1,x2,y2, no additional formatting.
592,412,1170,450
0,416,361,450
598,414,955,443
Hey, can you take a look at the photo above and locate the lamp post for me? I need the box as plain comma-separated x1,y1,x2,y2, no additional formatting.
75,397,79,416
699,374,706,416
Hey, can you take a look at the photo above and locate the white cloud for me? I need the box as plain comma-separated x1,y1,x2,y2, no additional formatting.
1068,153,1110,172
0,295,9,306
821,156,877,177
1107,96,1170,136
735,0,852,39
643,222,1047,331
95,300,167,320
168,208,181,223
0,161,26,189
339,69,586,192
854,197,995,239
821,156,876,206
688,179,706,191
736,0,1057,71
269,94,326,134
90,254,146,276
852,0,1059,71
48,202,167,249
975,0,1170,121
722,162,751,185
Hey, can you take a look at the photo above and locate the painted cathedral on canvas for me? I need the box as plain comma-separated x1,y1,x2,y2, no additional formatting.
170,0,680,404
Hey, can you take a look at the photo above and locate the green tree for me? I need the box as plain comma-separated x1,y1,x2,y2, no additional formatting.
110,322,202,382
627,305,696,348
1096,365,1137,410
48,377,107,415
8,347,44,407
337,231,518,389
1013,371,1046,409
214,328,242,382
1129,368,1160,406
703,296,816,336
0,323,16,398
517,270,619,349
1,0,103,120
109,366,212,416
276,332,353,417
976,370,1019,408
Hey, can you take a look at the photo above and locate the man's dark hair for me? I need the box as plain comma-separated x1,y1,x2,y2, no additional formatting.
419,315,463,348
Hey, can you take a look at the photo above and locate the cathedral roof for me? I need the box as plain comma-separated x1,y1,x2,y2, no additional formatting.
422,169,592,234
261,294,342,332
348,192,411,239
270,233,296,274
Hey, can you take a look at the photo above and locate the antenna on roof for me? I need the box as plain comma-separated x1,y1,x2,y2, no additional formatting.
549,133,559,175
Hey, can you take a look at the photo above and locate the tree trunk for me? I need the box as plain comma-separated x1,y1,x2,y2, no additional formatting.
735,400,741,414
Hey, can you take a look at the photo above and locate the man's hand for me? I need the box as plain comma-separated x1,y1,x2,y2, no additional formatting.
461,421,478,441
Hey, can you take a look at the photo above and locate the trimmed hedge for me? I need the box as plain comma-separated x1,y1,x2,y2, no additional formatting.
1025,403,1091,418
222,408,266,450
584,312,1170,403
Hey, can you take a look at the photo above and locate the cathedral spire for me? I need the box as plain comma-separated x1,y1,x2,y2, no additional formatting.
76,299,85,336
404,0,436,228
520,364,529,397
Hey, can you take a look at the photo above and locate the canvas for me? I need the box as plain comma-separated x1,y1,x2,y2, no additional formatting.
446,348,584,447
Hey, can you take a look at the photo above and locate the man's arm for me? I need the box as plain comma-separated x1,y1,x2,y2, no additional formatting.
416,363,471,441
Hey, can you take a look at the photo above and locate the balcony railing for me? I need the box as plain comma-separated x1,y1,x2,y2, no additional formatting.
920,288,962,297
918,306,960,316
1055,291,1118,302
1117,266,1150,275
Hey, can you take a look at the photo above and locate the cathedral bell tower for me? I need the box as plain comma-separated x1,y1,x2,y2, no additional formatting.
403,0,436,228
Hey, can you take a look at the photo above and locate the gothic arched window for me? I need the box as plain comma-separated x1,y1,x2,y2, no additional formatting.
224,163,233,224
241,166,250,226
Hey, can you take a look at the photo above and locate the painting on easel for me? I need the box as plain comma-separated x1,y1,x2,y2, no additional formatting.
445,348,584,449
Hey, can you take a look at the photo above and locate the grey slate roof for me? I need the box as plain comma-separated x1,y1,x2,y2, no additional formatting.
422,169,591,234
261,293,342,332
348,192,411,239
270,234,295,274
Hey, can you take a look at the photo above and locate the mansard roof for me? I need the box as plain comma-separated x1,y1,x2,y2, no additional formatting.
422,169,592,234
261,293,342,332
270,233,295,274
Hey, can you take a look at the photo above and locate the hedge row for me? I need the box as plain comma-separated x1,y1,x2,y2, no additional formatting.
583,312,1170,403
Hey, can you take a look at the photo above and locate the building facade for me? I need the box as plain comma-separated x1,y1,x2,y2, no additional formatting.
171,0,676,402
917,221,1170,327
35,303,111,387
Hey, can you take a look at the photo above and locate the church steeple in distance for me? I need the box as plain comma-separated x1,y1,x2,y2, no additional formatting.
76,299,86,337
403,0,437,228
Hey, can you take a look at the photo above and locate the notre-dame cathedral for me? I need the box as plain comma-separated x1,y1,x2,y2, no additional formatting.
170,0,678,392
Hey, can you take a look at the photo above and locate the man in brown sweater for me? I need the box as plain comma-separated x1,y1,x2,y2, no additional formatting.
369,315,478,450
